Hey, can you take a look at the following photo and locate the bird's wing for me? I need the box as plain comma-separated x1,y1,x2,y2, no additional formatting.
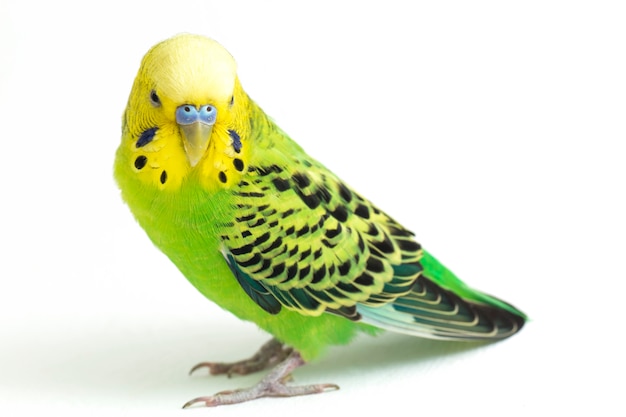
218,160,422,321
219,160,525,340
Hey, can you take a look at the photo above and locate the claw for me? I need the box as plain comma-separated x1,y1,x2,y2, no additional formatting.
189,338,292,377
183,351,338,408
183,391,236,408
188,361,232,376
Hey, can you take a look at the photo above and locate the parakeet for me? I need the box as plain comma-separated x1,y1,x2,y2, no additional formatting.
114,34,525,408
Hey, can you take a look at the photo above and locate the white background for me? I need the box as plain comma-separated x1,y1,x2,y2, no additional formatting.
1,1,624,415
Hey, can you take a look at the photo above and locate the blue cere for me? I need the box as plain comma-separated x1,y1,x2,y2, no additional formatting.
176,104,217,126
176,105,199,125
198,105,217,125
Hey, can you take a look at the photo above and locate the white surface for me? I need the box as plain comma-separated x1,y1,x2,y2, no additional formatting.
1,1,624,415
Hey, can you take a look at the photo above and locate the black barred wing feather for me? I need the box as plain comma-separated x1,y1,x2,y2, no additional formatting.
222,250,282,315
357,275,525,340
219,162,423,321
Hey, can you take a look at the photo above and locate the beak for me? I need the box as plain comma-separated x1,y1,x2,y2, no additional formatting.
176,104,217,167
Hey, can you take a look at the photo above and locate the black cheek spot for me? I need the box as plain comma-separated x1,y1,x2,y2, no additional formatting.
233,158,244,171
160,170,167,184
219,171,227,183
134,155,147,170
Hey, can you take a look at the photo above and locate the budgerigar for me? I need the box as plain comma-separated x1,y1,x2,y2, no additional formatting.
114,34,526,408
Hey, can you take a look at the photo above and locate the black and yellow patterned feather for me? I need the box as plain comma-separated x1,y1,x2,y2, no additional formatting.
219,155,524,339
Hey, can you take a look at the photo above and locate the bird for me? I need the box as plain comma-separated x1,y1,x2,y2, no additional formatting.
114,34,526,408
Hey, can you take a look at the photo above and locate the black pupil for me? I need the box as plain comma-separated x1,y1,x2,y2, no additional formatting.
151,91,159,104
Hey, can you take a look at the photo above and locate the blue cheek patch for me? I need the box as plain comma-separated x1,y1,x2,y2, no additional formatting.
136,127,158,148
229,129,242,153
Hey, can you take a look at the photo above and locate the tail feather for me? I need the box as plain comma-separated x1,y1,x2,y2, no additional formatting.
358,274,525,341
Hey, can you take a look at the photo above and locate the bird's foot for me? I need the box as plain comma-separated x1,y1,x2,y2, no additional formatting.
183,350,338,408
189,337,293,377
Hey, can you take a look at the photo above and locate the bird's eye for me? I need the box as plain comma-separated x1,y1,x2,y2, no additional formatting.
149,90,161,107
229,96,234,107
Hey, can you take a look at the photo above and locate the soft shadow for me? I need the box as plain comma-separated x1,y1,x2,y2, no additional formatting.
4,317,508,409
304,332,497,379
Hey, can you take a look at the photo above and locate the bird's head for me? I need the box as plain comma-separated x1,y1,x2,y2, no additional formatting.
119,34,251,191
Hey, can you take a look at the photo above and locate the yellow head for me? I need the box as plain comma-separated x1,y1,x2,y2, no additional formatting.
119,34,251,191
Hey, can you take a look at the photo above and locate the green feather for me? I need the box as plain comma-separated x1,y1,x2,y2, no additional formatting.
420,250,527,319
